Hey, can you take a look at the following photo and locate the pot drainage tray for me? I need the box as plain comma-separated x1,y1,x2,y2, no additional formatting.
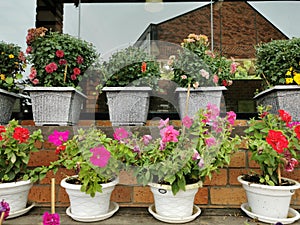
241,202,300,224
66,201,119,222
7,202,35,219
148,204,201,224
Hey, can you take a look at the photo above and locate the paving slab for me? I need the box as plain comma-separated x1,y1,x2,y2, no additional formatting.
4,207,286,225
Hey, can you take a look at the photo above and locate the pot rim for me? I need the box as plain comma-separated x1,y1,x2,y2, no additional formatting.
237,175,300,190
60,176,119,190
0,179,32,189
148,180,203,190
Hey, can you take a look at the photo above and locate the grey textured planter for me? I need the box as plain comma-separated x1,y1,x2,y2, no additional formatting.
0,88,20,124
103,87,151,126
175,86,227,119
254,85,300,121
25,87,86,126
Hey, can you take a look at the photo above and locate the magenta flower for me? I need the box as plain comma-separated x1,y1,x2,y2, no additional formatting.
182,116,193,129
142,135,152,146
42,211,60,225
113,128,129,141
159,140,166,150
48,130,70,146
158,118,169,129
192,149,200,160
76,55,84,64
58,59,67,65
55,50,64,58
0,200,10,221
205,137,216,147
133,145,141,153
160,125,180,143
226,111,236,125
90,146,111,168
198,158,205,168
285,158,299,172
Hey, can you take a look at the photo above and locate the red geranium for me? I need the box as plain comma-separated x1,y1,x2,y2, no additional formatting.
266,130,288,154
294,125,300,140
55,50,64,58
73,67,81,75
12,127,30,143
141,62,147,73
278,109,292,124
45,62,58,73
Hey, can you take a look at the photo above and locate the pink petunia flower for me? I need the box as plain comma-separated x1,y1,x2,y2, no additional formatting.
113,128,129,141
158,118,169,129
192,149,200,160
0,200,10,221
226,111,236,125
90,146,111,168
48,130,70,146
205,137,216,147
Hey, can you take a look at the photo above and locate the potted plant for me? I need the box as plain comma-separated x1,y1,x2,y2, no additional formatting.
96,45,161,126
0,41,26,124
0,119,43,217
254,38,300,121
24,27,99,126
33,127,122,222
171,33,237,118
113,104,241,223
238,105,300,224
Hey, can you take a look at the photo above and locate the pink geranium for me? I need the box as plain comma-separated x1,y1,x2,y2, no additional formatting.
55,50,64,58
45,62,58,73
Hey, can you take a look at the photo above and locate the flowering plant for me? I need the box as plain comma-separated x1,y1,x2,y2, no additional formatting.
243,105,300,185
0,200,10,223
255,38,300,90
114,104,241,195
0,41,26,92
171,33,237,89
0,120,43,183
96,46,160,91
25,27,98,88
33,127,123,197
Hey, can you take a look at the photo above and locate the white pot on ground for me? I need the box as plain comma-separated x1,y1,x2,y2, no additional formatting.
148,181,202,218
0,180,33,213
61,176,119,217
237,175,300,219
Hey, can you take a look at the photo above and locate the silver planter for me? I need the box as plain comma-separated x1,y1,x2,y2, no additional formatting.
175,86,227,119
25,87,86,126
103,87,151,126
0,88,20,124
254,85,300,121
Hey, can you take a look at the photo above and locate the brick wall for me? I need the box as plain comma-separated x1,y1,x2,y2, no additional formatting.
155,1,287,59
24,121,300,209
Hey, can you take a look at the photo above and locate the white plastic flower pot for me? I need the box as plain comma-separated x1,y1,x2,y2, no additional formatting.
61,176,119,217
238,175,300,219
0,180,33,213
148,181,202,218
0,88,20,125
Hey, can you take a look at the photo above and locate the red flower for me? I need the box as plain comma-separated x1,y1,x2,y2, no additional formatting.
141,62,147,73
278,109,292,123
45,62,58,73
55,50,64,58
222,80,228,86
55,145,66,154
13,127,30,143
73,67,81,75
76,55,84,64
59,59,67,65
266,130,288,153
0,125,6,141
294,125,300,139
70,74,77,80
260,111,269,118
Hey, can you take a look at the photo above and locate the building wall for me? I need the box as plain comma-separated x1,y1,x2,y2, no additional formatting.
155,1,287,59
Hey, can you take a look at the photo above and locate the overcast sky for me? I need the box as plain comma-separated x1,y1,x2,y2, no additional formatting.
1,1,300,58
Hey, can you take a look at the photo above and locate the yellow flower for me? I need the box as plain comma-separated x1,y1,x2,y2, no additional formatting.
285,78,293,84
0,74,5,80
293,74,300,85
286,70,292,76
8,54,14,59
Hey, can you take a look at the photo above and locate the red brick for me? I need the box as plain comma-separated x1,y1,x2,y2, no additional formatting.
204,169,227,186
119,170,137,185
29,185,52,203
194,187,209,205
133,186,154,204
28,150,58,167
111,185,132,203
210,187,246,205
229,150,246,168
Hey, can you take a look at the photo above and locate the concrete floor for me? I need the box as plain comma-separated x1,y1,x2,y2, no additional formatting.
4,206,290,225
